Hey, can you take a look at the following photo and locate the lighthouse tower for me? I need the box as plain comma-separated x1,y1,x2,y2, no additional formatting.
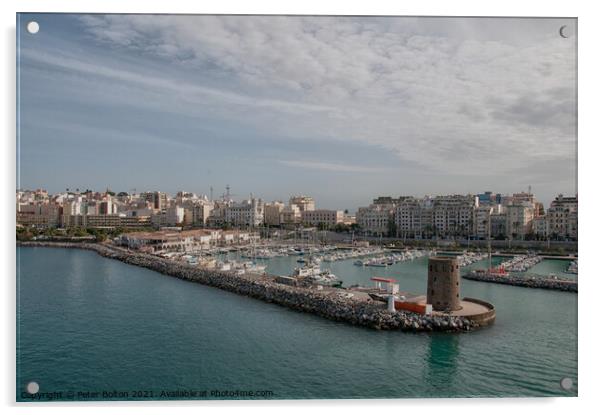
427,257,462,312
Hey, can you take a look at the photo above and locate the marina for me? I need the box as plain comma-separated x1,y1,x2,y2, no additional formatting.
16,244,578,398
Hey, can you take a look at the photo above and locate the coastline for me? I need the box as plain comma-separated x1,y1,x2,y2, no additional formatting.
16,241,486,333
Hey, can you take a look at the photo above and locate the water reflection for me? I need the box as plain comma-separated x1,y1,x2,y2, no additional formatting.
424,334,460,392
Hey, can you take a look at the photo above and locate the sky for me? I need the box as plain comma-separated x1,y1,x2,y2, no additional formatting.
17,14,577,211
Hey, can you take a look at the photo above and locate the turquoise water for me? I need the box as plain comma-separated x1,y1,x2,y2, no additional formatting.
17,247,577,400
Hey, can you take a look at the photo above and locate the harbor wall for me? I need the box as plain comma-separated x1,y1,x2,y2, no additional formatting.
17,241,485,332
462,298,496,326
463,272,578,292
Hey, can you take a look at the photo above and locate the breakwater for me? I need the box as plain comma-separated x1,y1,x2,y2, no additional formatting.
463,271,577,292
18,241,483,332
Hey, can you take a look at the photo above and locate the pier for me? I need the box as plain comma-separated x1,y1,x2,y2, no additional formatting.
18,241,493,332
463,270,577,292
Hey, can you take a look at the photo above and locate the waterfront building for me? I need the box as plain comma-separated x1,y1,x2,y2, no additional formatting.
181,200,213,226
206,200,230,227
289,195,315,212
279,205,301,226
356,203,395,236
224,198,264,227
264,201,285,226
490,213,507,238
395,197,434,239
395,195,477,239
474,205,493,239
220,230,260,245
84,214,152,229
300,209,344,227
533,216,549,238
120,229,216,252
17,202,61,228
547,194,578,240
505,203,535,240
151,206,185,227
432,195,477,238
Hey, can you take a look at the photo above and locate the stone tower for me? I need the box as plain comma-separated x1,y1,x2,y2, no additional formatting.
427,256,461,312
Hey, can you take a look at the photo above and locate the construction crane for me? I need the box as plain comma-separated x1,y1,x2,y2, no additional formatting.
222,184,237,202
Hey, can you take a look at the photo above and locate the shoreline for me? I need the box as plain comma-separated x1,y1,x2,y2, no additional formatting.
17,241,489,332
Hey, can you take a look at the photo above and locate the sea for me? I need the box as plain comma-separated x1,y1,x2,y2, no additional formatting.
16,246,577,400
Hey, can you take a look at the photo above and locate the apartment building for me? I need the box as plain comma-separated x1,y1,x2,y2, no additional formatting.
224,198,264,227
279,205,301,226
264,201,285,226
547,194,578,239
356,203,395,235
289,195,315,212
395,195,477,239
505,203,535,239
300,209,344,227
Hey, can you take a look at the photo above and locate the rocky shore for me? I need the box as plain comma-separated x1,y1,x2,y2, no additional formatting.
18,241,482,332
463,271,577,292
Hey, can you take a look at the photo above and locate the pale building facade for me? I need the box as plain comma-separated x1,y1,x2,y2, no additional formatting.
547,194,578,239
289,195,315,212
356,204,395,235
224,198,264,227
264,201,285,226
301,209,344,227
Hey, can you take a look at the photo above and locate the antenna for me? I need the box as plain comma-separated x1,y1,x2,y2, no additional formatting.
210,186,214,201
528,185,532,195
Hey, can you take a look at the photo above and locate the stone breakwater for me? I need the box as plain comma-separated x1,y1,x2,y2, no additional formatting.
463,271,577,293
18,241,481,332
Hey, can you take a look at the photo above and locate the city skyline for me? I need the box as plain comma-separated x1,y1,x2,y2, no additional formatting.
18,14,577,210
16,184,571,211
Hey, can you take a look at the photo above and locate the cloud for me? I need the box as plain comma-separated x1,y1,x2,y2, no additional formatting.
19,13,576,199
68,15,576,178
278,160,390,173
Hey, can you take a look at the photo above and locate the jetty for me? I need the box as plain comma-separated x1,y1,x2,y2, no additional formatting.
17,241,494,332
463,270,577,292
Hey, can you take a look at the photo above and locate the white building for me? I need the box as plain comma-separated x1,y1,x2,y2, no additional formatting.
505,203,535,239
395,195,477,238
225,198,264,227
151,206,185,227
356,204,395,235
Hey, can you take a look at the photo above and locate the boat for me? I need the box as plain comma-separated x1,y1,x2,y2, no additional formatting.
290,264,343,287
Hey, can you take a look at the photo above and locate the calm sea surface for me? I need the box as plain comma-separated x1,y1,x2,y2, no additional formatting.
17,247,577,400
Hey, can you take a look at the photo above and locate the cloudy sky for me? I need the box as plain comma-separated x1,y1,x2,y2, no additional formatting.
17,14,576,210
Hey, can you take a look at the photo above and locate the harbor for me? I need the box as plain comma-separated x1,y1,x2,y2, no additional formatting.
16,243,578,398
18,241,496,332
